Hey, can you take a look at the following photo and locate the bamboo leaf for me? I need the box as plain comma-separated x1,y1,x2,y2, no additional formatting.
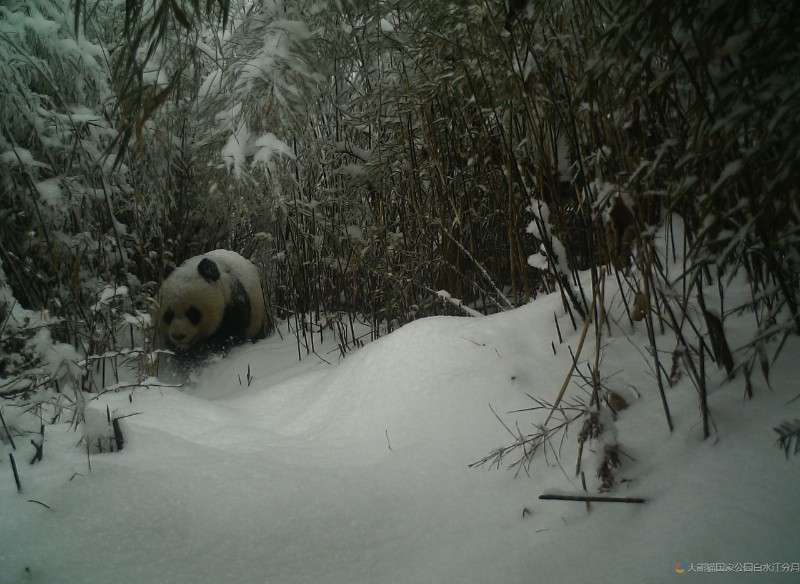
171,0,193,31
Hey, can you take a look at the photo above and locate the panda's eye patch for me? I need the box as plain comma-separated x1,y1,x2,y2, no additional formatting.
163,309,175,325
185,306,202,325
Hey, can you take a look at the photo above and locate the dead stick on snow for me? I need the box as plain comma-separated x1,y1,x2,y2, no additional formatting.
539,494,646,504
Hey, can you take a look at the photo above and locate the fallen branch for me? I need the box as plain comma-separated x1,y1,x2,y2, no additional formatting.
435,290,484,317
539,493,646,503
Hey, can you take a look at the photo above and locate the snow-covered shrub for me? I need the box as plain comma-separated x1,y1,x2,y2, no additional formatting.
0,257,84,450
0,261,81,400
1,0,127,308
0,1,164,443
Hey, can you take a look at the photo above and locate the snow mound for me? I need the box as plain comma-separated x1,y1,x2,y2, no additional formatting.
2,290,799,583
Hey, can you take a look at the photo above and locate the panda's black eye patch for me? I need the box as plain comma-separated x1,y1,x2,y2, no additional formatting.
163,309,175,325
185,306,202,325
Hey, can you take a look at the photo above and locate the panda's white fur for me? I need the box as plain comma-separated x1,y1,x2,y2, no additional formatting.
155,250,265,351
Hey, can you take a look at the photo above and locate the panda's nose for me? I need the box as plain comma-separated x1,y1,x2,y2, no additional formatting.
172,333,186,342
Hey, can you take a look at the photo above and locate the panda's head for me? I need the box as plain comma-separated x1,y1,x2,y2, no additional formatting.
155,257,225,351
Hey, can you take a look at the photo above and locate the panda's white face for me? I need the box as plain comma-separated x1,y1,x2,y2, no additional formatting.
158,298,214,349
156,263,225,350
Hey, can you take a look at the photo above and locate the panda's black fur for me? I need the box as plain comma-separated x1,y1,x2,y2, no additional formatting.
196,258,251,343
155,250,265,354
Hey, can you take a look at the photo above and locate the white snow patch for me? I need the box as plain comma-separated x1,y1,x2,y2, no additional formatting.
2,242,799,583
380,18,395,33
253,133,295,166
0,147,49,169
34,179,63,206
221,123,293,175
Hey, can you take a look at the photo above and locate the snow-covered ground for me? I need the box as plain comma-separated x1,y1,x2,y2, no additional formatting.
2,278,800,583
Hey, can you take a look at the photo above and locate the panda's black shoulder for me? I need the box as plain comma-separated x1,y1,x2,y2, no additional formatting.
211,269,252,345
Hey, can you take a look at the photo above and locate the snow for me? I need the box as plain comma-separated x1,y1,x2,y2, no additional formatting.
380,18,395,33
2,273,800,582
221,122,254,175
0,147,49,169
33,179,63,206
253,133,295,166
527,249,548,271
222,123,293,176
0,7,60,37
200,66,224,97
92,284,129,310
711,159,743,194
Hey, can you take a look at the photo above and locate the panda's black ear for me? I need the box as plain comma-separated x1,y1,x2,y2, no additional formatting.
164,262,177,279
197,258,221,282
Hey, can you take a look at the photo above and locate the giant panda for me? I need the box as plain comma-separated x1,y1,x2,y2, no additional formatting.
154,250,265,353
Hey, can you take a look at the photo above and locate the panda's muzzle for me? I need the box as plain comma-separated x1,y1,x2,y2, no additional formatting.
171,332,188,344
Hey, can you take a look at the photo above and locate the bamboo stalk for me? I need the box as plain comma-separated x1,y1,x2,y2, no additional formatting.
641,248,673,432
10,452,21,492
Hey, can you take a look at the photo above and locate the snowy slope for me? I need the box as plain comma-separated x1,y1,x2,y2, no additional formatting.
2,287,799,583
